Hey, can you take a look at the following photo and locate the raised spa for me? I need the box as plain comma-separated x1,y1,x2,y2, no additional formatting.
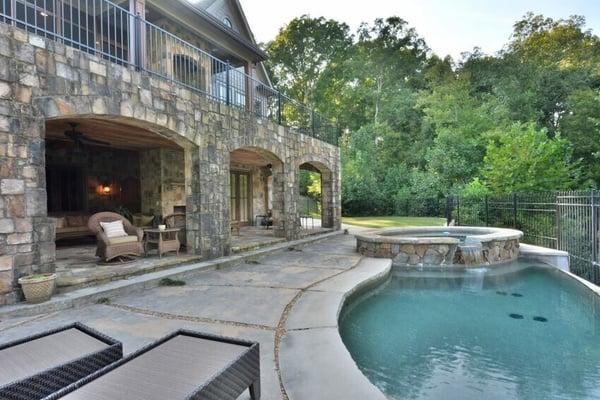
355,226,523,267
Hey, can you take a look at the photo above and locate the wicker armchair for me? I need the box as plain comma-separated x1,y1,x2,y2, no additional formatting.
88,212,143,262
164,213,186,248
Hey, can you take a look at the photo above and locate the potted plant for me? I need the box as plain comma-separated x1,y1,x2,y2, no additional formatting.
18,273,56,303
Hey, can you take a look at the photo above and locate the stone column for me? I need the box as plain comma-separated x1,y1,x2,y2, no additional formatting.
271,162,287,238
282,165,300,240
320,168,334,229
186,143,231,258
0,113,55,305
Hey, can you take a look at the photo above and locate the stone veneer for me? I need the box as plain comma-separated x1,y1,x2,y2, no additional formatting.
0,26,341,304
356,227,523,267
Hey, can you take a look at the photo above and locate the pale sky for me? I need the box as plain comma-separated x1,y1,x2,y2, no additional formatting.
243,0,600,60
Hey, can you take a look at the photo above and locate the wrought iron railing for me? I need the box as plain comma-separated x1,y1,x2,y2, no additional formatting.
0,0,339,145
395,191,600,285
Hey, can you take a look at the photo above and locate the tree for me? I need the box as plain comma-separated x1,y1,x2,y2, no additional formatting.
266,16,352,107
561,89,600,186
418,80,509,193
481,123,577,192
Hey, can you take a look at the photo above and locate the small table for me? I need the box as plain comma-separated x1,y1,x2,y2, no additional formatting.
144,228,181,258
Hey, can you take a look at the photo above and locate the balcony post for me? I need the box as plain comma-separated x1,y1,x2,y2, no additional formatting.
225,60,231,106
277,93,282,125
244,62,253,114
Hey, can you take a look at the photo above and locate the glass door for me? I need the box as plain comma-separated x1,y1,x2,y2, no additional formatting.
230,171,251,224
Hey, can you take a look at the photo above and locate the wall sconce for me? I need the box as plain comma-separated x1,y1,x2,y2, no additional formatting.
101,183,111,195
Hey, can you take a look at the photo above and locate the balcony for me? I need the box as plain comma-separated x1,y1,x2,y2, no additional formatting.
0,0,338,145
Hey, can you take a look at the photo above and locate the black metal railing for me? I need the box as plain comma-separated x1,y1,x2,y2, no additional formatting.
396,191,600,285
0,0,339,145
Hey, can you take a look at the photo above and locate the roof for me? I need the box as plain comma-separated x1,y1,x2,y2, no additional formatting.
180,0,268,62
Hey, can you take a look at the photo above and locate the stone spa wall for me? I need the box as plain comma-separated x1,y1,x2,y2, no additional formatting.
356,227,523,267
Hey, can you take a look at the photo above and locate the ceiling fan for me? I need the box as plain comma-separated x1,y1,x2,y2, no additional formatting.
64,123,111,147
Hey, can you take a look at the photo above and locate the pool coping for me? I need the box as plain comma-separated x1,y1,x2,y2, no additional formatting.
280,257,392,400
280,246,599,400
355,226,524,245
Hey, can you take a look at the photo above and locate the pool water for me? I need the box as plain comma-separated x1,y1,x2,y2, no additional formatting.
339,264,600,400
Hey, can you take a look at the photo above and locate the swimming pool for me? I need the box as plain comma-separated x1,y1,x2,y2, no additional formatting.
339,263,600,400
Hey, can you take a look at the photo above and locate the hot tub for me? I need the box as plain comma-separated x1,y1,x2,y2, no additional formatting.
355,226,523,267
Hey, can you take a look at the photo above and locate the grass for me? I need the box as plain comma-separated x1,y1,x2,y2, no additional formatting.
158,278,186,287
342,216,446,229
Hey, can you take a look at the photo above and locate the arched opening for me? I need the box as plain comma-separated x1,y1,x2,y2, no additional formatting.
229,147,285,249
299,161,335,232
45,117,190,277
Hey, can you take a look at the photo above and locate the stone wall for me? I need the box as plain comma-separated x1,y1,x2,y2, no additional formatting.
356,238,520,267
140,148,185,217
0,25,341,304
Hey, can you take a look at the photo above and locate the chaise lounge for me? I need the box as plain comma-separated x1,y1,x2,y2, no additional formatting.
43,330,260,400
0,323,123,400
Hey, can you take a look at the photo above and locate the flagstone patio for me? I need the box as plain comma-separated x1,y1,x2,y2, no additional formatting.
0,229,388,400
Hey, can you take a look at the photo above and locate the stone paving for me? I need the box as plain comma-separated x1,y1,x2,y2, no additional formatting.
0,233,365,400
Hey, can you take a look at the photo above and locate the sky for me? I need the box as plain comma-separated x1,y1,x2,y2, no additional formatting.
243,0,600,60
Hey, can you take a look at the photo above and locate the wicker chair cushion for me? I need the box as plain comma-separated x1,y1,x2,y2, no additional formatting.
100,221,127,238
107,235,139,245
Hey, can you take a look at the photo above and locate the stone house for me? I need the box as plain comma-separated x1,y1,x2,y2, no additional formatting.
0,0,341,304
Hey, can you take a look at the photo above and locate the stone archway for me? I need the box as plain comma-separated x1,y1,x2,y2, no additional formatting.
297,156,340,232
39,114,202,283
229,146,286,238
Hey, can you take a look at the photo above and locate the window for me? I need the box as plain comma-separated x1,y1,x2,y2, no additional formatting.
223,17,232,28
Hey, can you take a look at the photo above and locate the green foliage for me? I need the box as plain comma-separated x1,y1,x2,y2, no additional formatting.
266,15,352,106
481,123,577,192
561,88,600,186
158,278,186,287
267,13,600,216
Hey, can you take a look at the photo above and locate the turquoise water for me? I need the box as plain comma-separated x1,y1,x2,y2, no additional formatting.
339,264,600,400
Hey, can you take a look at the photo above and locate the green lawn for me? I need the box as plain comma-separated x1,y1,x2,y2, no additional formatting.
342,216,446,229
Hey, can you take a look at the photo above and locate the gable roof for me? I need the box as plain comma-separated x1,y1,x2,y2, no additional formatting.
185,0,272,87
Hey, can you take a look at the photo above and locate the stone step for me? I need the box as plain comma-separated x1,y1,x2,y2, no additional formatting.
0,231,342,320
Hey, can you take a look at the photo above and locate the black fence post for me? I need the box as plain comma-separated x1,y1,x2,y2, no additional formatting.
591,190,597,268
485,195,489,227
512,193,518,229
457,196,461,226
445,197,453,225
555,192,561,250
225,60,231,106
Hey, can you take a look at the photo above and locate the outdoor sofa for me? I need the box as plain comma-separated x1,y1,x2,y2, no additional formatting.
43,329,261,400
0,323,123,400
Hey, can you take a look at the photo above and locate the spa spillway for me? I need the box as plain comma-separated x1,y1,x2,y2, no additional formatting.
355,226,523,267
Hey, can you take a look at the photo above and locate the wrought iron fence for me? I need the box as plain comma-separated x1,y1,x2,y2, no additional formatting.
0,0,339,145
396,191,600,285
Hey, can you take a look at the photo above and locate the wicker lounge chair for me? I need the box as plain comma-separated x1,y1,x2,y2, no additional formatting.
0,323,123,400
44,330,260,400
88,212,144,262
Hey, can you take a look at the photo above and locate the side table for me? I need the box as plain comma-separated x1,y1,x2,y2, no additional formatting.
143,228,181,258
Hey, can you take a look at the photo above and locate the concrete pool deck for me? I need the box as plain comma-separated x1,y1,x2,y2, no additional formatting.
0,229,391,400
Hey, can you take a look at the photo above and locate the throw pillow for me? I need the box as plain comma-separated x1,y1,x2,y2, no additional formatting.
100,220,128,238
